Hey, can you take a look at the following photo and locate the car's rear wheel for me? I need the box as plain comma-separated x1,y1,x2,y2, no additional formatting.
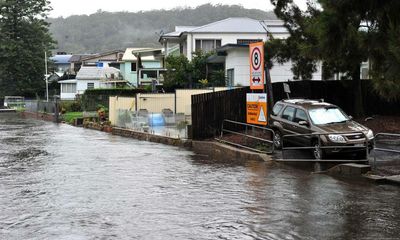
312,140,324,160
273,130,283,150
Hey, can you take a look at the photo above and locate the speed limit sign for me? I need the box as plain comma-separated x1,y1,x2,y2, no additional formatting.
249,42,265,90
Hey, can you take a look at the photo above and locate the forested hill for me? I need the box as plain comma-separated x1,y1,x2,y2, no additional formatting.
48,4,276,53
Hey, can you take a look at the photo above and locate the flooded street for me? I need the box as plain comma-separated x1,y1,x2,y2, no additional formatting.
1,114,400,240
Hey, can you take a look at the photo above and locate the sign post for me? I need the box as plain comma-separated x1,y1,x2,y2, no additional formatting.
249,42,265,90
246,93,268,126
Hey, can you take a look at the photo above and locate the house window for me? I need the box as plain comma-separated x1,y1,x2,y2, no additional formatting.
87,83,95,89
131,62,137,72
61,83,77,93
195,39,222,52
237,39,263,45
109,63,120,69
361,67,369,79
141,70,158,79
227,69,234,87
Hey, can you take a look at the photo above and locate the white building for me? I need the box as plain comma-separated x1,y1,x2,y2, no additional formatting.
160,18,323,85
59,64,123,100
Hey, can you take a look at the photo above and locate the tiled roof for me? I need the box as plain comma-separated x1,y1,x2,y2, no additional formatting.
76,66,120,80
69,54,95,63
122,48,163,61
50,55,73,64
160,18,287,39
189,18,267,33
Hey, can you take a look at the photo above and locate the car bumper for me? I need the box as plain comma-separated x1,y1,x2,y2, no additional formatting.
324,141,374,154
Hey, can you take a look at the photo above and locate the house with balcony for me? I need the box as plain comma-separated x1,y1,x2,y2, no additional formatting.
120,48,166,87
160,18,323,85
59,63,124,100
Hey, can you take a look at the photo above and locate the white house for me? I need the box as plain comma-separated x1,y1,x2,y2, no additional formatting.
59,64,123,100
160,18,323,85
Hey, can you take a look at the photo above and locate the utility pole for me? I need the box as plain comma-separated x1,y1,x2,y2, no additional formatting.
45,51,49,102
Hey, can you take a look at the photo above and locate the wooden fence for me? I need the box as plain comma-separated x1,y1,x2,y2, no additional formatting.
191,87,249,140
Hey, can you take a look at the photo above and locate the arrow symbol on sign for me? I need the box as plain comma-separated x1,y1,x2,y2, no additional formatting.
252,77,261,83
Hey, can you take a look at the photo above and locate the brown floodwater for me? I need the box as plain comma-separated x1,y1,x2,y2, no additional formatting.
1,114,399,239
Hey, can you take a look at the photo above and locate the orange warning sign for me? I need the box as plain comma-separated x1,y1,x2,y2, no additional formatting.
246,93,268,126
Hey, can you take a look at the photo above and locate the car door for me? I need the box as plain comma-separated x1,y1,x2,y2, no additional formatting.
280,106,297,144
293,108,313,146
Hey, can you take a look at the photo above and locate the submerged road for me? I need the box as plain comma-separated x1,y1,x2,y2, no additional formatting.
1,114,400,239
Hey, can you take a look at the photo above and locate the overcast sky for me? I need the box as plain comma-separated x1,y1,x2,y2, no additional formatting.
49,0,307,18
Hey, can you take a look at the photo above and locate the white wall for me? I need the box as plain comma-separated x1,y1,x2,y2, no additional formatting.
60,92,76,100
225,48,250,86
77,80,100,95
186,33,270,60
269,61,295,82
224,48,324,85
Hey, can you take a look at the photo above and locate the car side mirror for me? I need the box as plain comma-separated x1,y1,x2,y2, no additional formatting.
348,115,353,120
299,121,310,127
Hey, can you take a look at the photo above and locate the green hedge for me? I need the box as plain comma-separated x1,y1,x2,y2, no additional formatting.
83,88,147,96
81,88,148,111
60,100,82,112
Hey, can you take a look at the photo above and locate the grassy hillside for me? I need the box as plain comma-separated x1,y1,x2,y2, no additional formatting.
48,4,276,53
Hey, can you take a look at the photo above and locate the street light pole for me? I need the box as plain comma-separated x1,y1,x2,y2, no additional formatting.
45,51,49,102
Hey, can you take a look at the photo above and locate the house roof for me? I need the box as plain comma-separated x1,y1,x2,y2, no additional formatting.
80,50,124,62
69,54,95,63
162,26,199,38
122,48,163,61
208,44,249,63
76,66,120,80
50,55,73,64
160,18,287,42
216,44,249,52
189,18,267,33
262,20,287,34
58,79,77,84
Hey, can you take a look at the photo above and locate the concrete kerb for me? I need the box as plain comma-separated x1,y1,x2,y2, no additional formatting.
192,141,273,163
327,163,400,185
112,128,273,163
112,127,192,148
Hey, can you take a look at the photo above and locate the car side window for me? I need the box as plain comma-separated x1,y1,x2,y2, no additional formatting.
282,106,295,122
272,104,284,116
294,109,308,123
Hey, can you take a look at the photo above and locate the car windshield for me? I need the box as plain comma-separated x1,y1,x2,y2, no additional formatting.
309,107,349,125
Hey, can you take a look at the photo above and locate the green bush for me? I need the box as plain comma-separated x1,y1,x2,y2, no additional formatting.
83,88,147,96
81,88,148,111
60,100,82,112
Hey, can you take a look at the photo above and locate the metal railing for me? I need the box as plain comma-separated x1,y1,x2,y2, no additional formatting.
373,133,400,169
281,131,370,162
216,119,275,154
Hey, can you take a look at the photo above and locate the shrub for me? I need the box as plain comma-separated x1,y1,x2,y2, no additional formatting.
60,100,82,112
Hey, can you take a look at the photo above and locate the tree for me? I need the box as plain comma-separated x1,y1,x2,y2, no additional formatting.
164,54,191,88
164,51,224,89
269,0,367,116
269,0,400,116
0,0,55,98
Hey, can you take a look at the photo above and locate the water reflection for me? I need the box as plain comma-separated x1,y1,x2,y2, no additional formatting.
0,115,399,239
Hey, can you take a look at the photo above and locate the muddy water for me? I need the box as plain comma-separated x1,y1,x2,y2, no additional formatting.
1,114,399,239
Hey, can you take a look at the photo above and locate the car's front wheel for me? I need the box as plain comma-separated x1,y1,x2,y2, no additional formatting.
312,140,325,160
273,130,283,150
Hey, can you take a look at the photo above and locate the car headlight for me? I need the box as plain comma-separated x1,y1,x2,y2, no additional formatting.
366,130,374,140
328,134,346,143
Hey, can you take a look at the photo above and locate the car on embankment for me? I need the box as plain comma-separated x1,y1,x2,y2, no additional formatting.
270,99,374,159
